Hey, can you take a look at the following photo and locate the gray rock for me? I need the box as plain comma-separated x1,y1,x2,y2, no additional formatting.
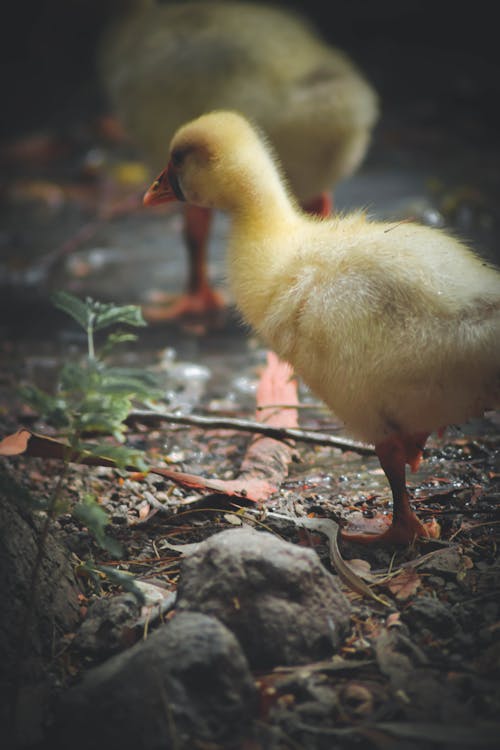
175,527,351,669
402,595,458,637
0,468,81,747
0,470,81,679
51,611,257,750
71,592,141,658
417,547,467,579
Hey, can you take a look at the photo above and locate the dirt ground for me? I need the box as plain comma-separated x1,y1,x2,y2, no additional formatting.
1,2,499,748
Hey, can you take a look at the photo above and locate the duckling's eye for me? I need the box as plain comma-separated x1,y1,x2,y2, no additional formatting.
171,149,184,167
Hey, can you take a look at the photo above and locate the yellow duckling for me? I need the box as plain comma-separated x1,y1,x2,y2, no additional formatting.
144,110,500,545
99,0,378,319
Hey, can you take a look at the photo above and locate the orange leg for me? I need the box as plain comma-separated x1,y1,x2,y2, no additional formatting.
341,432,435,545
301,191,333,218
184,204,214,297
143,204,224,321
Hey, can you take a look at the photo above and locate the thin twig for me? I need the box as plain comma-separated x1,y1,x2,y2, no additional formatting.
127,409,375,456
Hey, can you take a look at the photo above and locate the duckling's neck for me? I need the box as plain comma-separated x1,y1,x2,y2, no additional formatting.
228,154,299,230
227,179,302,330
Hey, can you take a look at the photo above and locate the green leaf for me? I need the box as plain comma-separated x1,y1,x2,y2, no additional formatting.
99,368,162,399
93,303,147,331
78,441,148,472
99,331,138,359
59,361,96,395
51,291,90,329
18,384,69,427
51,293,146,333
105,366,160,387
76,394,133,436
83,562,146,604
73,494,123,556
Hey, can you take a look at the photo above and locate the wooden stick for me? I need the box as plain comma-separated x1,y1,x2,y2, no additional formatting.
126,409,375,456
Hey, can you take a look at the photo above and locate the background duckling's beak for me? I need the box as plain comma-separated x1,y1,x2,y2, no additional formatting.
143,164,179,206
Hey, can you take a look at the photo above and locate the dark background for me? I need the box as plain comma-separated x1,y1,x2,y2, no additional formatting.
0,0,498,143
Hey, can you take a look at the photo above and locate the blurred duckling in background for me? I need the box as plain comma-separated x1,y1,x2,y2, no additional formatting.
144,110,500,545
99,0,378,320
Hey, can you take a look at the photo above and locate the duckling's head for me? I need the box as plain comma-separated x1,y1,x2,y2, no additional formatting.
143,110,295,215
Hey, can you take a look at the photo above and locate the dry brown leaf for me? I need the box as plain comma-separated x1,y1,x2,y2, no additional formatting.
9,178,65,209
385,569,422,601
386,612,402,628
1,132,68,165
347,558,373,579
0,429,31,456
237,351,298,494
0,428,275,502
138,502,150,520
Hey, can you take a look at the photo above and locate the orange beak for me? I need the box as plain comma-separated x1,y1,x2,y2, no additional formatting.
143,162,182,206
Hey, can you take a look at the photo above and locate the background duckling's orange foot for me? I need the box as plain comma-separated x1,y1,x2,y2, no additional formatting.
341,514,440,546
142,287,226,322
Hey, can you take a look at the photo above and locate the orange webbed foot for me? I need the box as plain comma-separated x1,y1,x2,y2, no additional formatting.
142,286,226,322
341,514,439,546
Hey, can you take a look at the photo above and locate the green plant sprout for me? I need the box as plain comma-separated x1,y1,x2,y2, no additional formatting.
20,291,162,557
